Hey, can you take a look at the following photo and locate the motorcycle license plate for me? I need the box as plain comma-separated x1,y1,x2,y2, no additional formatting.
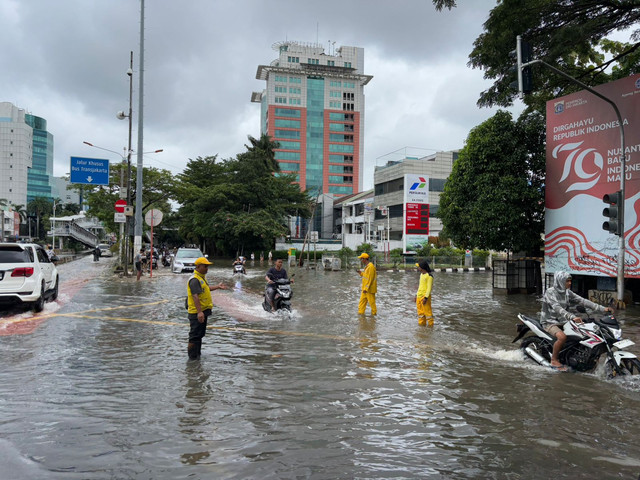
614,339,634,349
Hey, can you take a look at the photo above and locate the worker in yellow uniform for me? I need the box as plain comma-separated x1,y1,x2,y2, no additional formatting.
357,252,377,315
187,257,228,360
415,260,434,326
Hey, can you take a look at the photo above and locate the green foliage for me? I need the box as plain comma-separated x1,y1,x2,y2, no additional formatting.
466,1,640,111
174,134,313,256
438,110,545,254
356,243,375,259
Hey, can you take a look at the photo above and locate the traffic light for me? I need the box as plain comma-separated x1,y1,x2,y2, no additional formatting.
514,36,533,95
602,191,622,236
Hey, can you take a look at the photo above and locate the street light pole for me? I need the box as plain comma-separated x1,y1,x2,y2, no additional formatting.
134,0,145,254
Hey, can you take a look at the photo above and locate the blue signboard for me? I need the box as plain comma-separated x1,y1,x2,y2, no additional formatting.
70,156,110,185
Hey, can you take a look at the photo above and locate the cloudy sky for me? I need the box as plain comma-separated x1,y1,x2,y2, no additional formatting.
0,0,523,191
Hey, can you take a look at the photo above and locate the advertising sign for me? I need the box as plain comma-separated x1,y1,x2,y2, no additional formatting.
403,174,430,253
545,73,640,277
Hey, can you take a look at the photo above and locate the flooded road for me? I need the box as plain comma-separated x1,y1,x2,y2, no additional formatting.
1,257,640,479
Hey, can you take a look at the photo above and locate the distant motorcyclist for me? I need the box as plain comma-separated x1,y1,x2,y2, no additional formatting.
265,258,292,311
232,257,246,274
541,271,613,370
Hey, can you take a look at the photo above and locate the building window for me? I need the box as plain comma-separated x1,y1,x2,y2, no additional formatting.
274,75,287,82
342,92,354,101
275,119,301,128
275,86,287,93
275,96,287,104
343,103,354,111
307,58,319,64
343,81,355,88
344,62,352,68
287,56,300,63
289,76,301,83
289,98,301,105
327,60,335,66
329,101,341,108
275,129,301,139
330,80,341,87
289,87,301,94
275,108,301,118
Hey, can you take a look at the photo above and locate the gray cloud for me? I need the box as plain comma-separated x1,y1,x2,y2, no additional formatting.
0,0,517,190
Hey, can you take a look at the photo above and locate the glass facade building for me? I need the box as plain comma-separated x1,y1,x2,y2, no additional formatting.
25,114,53,202
252,41,372,197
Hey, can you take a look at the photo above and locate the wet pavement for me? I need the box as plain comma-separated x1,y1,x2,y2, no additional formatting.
1,256,640,479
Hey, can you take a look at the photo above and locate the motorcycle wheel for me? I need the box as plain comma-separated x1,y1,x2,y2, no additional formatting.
520,337,550,364
621,358,640,375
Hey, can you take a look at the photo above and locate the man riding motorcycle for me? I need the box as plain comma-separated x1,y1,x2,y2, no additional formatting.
541,271,613,371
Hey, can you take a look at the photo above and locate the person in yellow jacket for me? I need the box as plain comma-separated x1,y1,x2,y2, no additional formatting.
415,260,434,326
187,257,228,359
357,252,377,315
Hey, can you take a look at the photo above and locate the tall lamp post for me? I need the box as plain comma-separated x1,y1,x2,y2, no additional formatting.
134,0,146,254
117,51,134,276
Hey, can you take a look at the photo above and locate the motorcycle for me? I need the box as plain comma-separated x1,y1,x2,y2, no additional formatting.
162,254,171,267
513,305,640,376
233,263,246,275
262,277,293,313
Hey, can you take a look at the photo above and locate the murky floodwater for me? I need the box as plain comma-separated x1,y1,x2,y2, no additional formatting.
1,256,640,479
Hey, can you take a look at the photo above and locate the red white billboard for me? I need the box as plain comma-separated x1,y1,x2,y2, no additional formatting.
403,174,430,253
545,73,640,277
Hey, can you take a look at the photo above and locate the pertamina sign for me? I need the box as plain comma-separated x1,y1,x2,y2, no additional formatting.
403,174,430,253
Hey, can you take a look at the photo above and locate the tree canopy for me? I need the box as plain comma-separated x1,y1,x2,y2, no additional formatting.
466,0,640,110
174,134,312,256
438,110,545,253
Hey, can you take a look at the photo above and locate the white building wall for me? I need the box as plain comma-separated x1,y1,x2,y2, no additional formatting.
0,102,32,208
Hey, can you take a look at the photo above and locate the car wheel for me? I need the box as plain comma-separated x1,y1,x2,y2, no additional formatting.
33,282,45,313
51,276,59,301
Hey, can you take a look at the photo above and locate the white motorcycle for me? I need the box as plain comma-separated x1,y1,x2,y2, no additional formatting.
513,306,640,376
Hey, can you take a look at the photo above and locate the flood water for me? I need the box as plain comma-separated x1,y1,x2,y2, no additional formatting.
1,257,640,479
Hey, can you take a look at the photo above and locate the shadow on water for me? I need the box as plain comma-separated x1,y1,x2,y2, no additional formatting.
1,258,640,478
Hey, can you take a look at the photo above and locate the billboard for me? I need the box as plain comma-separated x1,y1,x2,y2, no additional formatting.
403,174,430,253
545,73,640,277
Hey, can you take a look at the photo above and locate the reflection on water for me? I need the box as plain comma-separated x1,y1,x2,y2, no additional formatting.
1,258,640,479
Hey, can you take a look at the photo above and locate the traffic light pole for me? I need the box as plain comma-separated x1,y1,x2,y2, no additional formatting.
516,35,627,305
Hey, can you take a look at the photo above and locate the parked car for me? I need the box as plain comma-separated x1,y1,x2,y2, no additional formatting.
0,243,59,312
98,243,113,257
171,248,205,274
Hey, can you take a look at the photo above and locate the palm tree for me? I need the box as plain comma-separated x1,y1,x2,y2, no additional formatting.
0,198,7,242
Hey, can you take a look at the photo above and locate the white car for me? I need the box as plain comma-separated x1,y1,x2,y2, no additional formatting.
171,248,205,273
98,243,113,257
0,243,59,312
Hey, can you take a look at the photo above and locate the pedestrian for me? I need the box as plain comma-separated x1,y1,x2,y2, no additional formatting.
93,245,101,262
268,250,273,262
251,252,255,262
260,252,264,264
357,253,377,315
186,257,228,359
134,248,144,281
415,260,434,326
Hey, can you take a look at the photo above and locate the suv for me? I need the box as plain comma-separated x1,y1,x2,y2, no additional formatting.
171,247,205,273
0,243,59,312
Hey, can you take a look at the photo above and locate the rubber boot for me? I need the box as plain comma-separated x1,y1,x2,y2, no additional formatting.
188,342,199,360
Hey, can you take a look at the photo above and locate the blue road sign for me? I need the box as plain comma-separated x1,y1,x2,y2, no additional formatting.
70,156,110,185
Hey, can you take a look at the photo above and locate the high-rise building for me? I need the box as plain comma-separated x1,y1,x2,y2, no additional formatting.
0,102,55,208
252,41,372,196
25,113,53,203
0,102,33,208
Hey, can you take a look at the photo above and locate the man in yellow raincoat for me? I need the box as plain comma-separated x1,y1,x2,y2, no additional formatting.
415,260,434,326
357,252,377,315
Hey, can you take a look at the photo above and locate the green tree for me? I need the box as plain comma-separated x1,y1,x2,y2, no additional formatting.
27,197,52,240
438,110,545,254
83,165,174,236
465,0,640,110
175,136,312,256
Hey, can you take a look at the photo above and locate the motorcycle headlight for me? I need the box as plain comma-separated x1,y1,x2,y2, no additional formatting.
612,328,623,341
